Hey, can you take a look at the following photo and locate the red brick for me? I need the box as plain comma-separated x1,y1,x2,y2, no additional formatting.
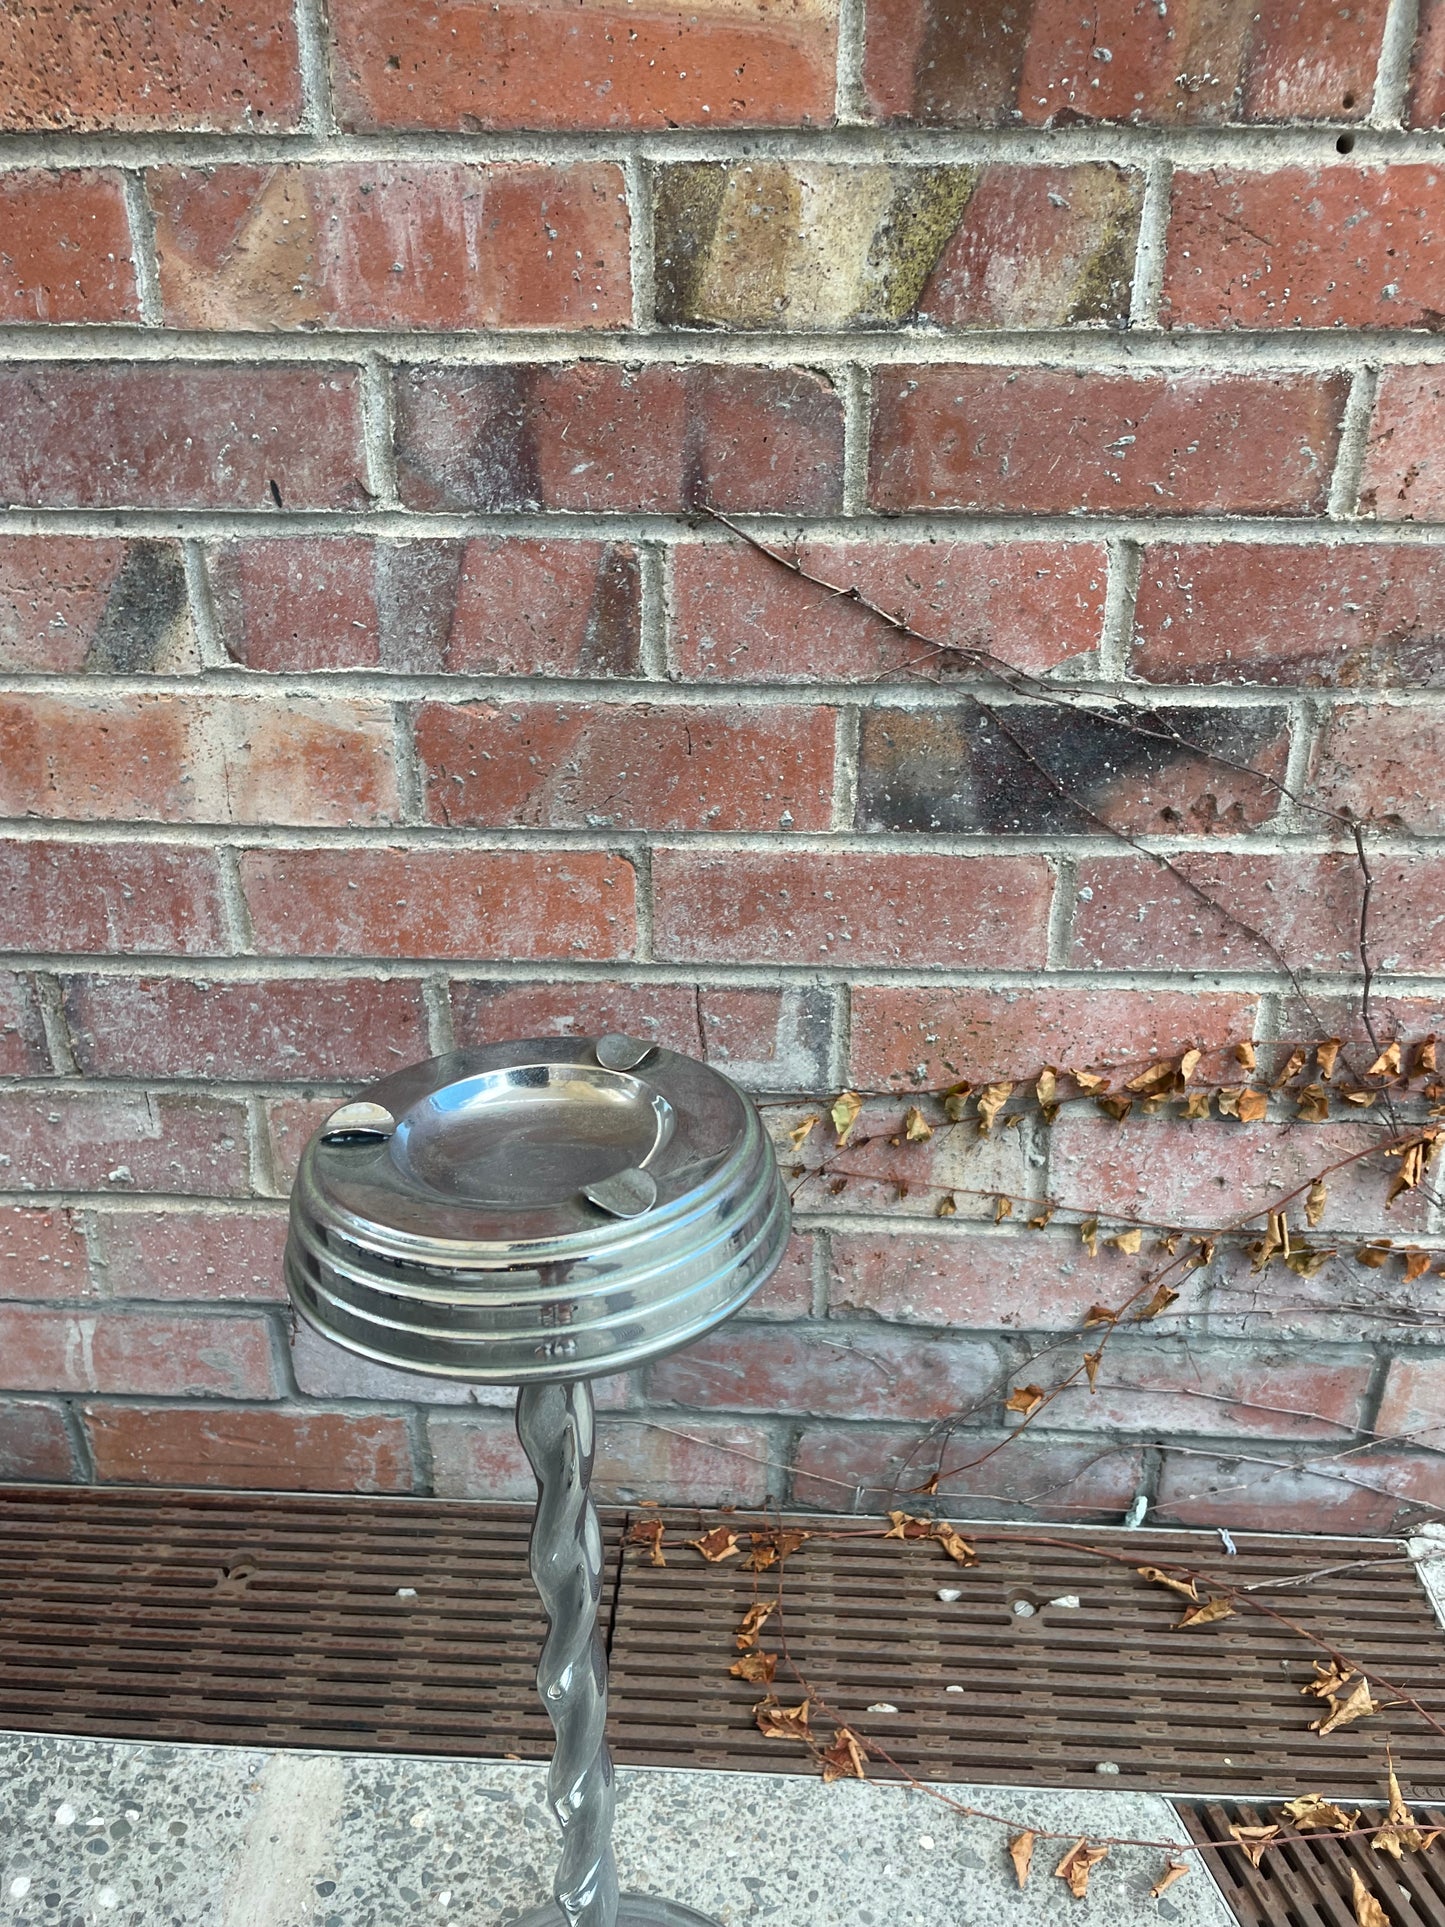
1253,993,1445,1077
791,1422,1144,1518
394,363,844,514
0,1207,90,1299
1046,1112,1432,1236
210,537,642,676
652,850,1053,967
0,364,368,510
85,1404,416,1491
1376,1356,1445,1444
870,369,1347,515
0,0,302,131
1031,1341,1372,1441
1360,368,1445,523
1204,1238,1445,1340
0,537,195,676
863,0,1386,126
1155,1448,1441,1532
0,1305,276,1397
1164,166,1445,331
829,1229,1185,1330
0,1401,78,1481
62,974,431,1081
649,1324,1001,1420
0,972,47,1076
0,1091,248,1196
669,539,1108,682
1409,0,1445,127
92,1207,287,1303
241,848,636,962
428,1413,776,1506
449,981,832,1091
0,839,226,956
0,692,397,827
263,1096,337,1191
850,986,1257,1089
0,171,137,322
1072,851,1445,976
416,700,836,833
329,0,837,131
918,163,1143,327
857,700,1291,835
1132,543,1445,687
1308,705,1445,829
745,1231,816,1319
151,162,630,331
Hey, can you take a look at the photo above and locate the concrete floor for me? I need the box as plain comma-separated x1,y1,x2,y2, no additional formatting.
0,1730,1236,1927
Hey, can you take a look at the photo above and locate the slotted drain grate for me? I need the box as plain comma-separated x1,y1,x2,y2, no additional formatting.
1182,1801,1445,1927
2,1488,1443,1805
606,1513,1445,1799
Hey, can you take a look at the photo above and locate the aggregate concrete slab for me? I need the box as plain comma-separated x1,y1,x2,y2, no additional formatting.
0,1730,1236,1927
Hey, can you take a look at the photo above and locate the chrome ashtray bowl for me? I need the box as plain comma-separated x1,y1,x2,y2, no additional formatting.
285,1033,790,1382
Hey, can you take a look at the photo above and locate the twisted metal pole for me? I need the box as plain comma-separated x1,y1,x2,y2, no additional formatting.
516,1378,620,1927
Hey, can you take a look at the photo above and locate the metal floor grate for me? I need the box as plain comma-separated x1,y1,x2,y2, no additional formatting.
608,1512,1445,1799
1183,1801,1445,1927
1,1488,1443,1802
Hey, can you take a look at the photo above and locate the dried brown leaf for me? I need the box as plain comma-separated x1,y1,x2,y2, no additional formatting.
933,1522,977,1567
1083,1346,1103,1392
1178,1047,1203,1083
690,1527,741,1564
830,1090,863,1146
1306,1178,1329,1227
742,1529,809,1573
1403,1249,1432,1283
1181,1089,1213,1119
1151,1861,1190,1898
1297,1084,1331,1122
1368,1041,1403,1079
625,1518,667,1567
904,1105,933,1144
1317,1038,1342,1080
788,1115,819,1151
884,1510,933,1540
1175,1595,1237,1629
1036,1068,1059,1108
1071,1068,1110,1095
729,1650,777,1683
1351,1868,1389,1927
1108,1227,1143,1254
942,1084,972,1122
1136,1283,1180,1322
1356,1243,1393,1270
1005,1385,1046,1418
819,1725,867,1784
1416,1037,1438,1075
1138,1565,1201,1603
754,1697,811,1743
1235,1042,1257,1070
994,1194,1014,1223
1229,1824,1279,1868
1084,1303,1119,1327
1028,1201,1056,1229
1284,1246,1336,1277
1055,1840,1108,1898
1311,1675,1380,1736
935,1193,957,1218
1273,1047,1308,1088
1127,1059,1176,1093
1303,1659,1353,1700
1008,1831,1035,1890
1080,1218,1099,1257
1237,1087,1270,1122
1097,1094,1134,1121
736,1600,777,1649
976,1081,1013,1134
1281,1795,1358,1832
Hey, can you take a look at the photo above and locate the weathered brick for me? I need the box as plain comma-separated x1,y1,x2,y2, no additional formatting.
329,0,838,131
654,160,1140,329
0,537,196,676
746,1232,817,1319
1072,851,1445,976
767,1092,1030,1222
1046,1112,1432,1235
1132,543,1445,687
0,171,137,322
151,162,630,331
263,1096,337,1191
449,980,832,1094
1359,368,1445,522
0,364,368,510
0,972,48,1077
210,537,642,676
1026,1339,1373,1440
828,1228,1161,1330
850,986,1257,1088
393,363,844,514
62,974,431,1081
649,1324,1002,1420
863,0,1386,126
428,1413,775,1506
0,0,302,131
1308,705,1445,829
290,1321,513,1406
669,538,1108,682
0,1092,249,1196
790,1422,1144,1517
1375,1355,1445,1444
1250,992,1445,1076
0,840,226,956
1164,165,1445,331
1155,1448,1439,1532
0,692,398,827
85,1404,416,1491
241,849,637,961
1409,0,1445,127
0,1401,79,1481
0,1207,90,1299
91,1207,287,1303
653,850,1053,967
857,699,1290,834
870,369,1347,514
416,700,836,832
0,1305,276,1397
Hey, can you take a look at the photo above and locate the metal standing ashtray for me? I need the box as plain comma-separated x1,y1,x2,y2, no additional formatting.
286,1034,790,1927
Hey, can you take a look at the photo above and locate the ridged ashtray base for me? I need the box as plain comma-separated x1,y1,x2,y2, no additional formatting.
515,1898,723,1927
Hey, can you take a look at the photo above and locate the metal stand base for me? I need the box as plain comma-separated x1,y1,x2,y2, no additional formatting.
516,1901,723,1927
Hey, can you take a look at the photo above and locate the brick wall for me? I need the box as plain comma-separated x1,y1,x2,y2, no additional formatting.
1,0,1444,1534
